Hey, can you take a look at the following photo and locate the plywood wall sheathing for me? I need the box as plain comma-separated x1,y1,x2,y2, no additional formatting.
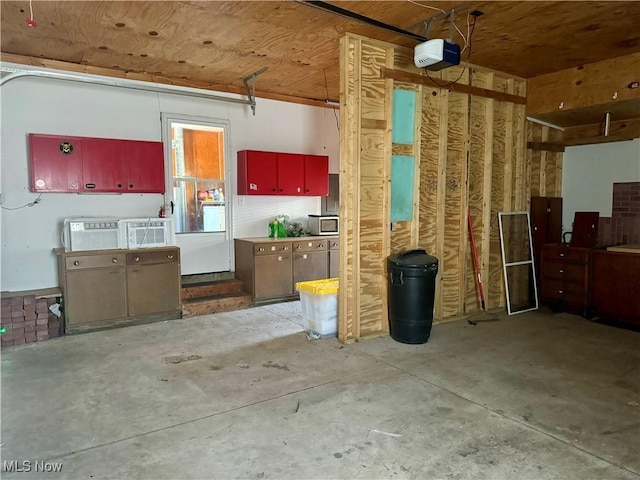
340,33,544,341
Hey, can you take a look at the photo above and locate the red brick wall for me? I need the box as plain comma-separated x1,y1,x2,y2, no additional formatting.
598,182,640,246
1,295,62,348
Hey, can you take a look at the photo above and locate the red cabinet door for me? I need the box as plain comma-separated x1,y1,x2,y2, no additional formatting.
277,153,305,195
29,134,84,192
304,155,329,196
237,150,278,195
125,140,165,193
82,138,126,192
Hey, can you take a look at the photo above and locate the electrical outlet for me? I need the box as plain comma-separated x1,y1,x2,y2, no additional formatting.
238,196,245,206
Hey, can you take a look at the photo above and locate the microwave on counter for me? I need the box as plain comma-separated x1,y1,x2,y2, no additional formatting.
308,215,339,235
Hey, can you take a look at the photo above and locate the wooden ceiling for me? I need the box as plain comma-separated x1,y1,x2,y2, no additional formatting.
1,1,640,107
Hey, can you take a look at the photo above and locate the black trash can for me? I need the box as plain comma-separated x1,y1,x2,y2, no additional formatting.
387,249,439,344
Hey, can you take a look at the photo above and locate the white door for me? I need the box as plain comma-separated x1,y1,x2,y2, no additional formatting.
161,114,232,274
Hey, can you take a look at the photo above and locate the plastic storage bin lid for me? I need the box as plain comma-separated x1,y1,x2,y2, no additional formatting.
296,278,339,294
388,249,438,269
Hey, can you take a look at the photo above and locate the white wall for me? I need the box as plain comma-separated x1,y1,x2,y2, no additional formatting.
561,139,640,232
0,65,339,291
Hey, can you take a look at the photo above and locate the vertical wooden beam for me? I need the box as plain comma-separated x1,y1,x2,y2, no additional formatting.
338,35,361,343
539,126,550,197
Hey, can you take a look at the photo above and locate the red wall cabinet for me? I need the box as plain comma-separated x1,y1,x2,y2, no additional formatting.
237,150,328,196
304,155,329,196
29,134,84,192
29,134,165,194
126,141,165,193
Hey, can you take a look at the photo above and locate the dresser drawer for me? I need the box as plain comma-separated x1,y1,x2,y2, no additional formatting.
65,253,126,270
565,247,590,264
293,239,328,252
127,249,178,266
541,263,564,281
541,245,565,262
254,242,292,255
540,280,564,300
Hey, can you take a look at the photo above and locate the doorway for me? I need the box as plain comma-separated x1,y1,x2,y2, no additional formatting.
162,114,232,274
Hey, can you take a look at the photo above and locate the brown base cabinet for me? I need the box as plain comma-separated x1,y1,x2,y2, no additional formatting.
56,247,181,333
328,238,339,278
234,237,336,301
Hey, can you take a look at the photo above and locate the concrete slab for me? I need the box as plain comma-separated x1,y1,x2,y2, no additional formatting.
1,305,638,479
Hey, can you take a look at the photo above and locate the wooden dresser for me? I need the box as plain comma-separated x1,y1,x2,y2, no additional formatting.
539,244,591,317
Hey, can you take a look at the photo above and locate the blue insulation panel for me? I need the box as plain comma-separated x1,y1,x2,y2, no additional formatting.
392,89,416,145
391,155,415,222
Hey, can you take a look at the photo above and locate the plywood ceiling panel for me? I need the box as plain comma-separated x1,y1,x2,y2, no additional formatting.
1,1,639,104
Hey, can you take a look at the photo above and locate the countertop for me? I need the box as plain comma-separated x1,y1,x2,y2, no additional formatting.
235,235,338,243
606,244,640,254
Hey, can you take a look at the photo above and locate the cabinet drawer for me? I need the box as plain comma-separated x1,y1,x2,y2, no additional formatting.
293,239,328,252
540,280,564,300
328,238,339,250
542,245,565,261
65,253,126,270
254,242,292,255
127,249,178,265
565,248,589,264
541,264,564,281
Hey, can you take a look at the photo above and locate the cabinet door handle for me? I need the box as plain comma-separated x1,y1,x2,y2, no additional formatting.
129,184,134,188
559,290,563,294
73,260,80,266
272,188,277,192
117,183,122,188
279,189,283,192
112,258,118,263
283,246,289,251
259,247,265,252
319,244,324,248
560,253,564,257
167,254,174,259
559,269,563,273
297,245,302,250
135,256,140,262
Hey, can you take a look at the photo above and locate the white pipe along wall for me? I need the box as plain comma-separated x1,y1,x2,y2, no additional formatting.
0,63,340,291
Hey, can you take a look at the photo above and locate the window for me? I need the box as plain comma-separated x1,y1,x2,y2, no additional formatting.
168,121,227,234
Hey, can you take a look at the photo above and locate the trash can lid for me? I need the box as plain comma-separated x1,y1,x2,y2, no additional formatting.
388,249,438,268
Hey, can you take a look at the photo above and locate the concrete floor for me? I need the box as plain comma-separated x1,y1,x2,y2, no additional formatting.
1,303,639,479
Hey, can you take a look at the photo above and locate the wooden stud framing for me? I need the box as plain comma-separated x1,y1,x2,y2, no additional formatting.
339,33,552,340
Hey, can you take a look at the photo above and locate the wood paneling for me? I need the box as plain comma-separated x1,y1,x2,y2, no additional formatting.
2,1,640,104
527,52,640,118
340,33,533,341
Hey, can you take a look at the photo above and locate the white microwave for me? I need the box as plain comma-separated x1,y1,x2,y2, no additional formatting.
308,215,339,235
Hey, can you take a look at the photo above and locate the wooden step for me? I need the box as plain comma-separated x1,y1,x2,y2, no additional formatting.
181,279,244,300
182,293,253,318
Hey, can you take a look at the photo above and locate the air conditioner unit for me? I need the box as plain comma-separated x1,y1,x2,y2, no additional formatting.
63,218,121,252
121,218,175,249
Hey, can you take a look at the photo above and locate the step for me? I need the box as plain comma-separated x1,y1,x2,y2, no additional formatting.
181,271,235,286
181,279,245,300
182,292,253,318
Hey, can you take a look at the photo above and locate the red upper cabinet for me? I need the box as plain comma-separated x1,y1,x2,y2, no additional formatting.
125,140,165,193
237,150,328,196
304,155,329,196
29,134,165,194
29,134,84,192
277,153,305,195
237,150,278,194
82,138,127,192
